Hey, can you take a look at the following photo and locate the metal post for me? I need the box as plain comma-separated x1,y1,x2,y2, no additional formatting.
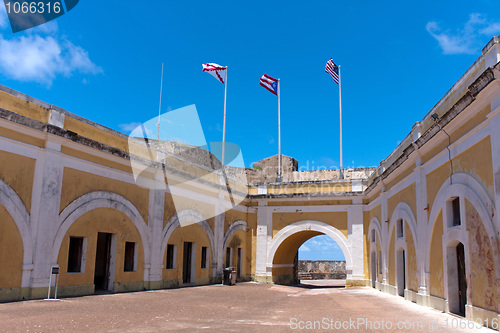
222,68,227,166
338,66,343,180
46,270,53,299
277,79,281,182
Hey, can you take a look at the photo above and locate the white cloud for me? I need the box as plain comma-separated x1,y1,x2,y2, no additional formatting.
119,122,144,133
479,22,500,36
300,245,311,252
0,34,102,86
0,5,101,86
299,235,345,261
427,13,500,55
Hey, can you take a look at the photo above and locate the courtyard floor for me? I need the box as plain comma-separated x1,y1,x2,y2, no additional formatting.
0,281,495,332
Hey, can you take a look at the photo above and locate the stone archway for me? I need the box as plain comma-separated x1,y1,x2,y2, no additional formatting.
266,220,352,284
160,209,215,277
54,191,150,280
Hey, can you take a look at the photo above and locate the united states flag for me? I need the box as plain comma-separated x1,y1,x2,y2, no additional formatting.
260,73,278,95
325,59,339,84
202,63,227,84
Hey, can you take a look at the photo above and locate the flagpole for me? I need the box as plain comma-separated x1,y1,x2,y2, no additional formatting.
157,62,164,141
338,66,343,180
278,79,281,182
222,67,227,166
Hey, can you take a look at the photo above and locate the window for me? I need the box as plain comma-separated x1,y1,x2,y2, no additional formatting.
67,237,84,273
397,219,404,238
201,246,208,269
166,244,176,269
452,197,461,226
124,242,136,272
371,230,376,242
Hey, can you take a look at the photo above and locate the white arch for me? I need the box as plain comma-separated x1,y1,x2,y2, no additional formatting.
388,202,419,263
267,220,352,270
425,173,499,280
0,179,33,287
160,209,215,266
53,191,150,266
388,202,418,248
222,220,248,251
368,217,383,287
368,217,383,252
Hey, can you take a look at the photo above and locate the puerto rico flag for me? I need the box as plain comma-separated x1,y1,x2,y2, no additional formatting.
202,63,227,84
259,73,278,95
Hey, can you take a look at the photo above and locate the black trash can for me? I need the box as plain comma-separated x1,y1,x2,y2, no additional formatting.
223,268,232,285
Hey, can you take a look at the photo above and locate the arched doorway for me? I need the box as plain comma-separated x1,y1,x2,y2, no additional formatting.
447,242,467,316
298,234,347,283
396,249,406,297
267,221,352,285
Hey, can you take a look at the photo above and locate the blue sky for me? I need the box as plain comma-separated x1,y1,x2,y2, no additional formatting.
299,235,346,261
1,1,499,259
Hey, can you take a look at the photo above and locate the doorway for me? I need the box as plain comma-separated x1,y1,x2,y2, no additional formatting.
183,242,193,283
94,232,113,292
447,242,467,316
237,248,243,278
371,252,377,288
396,250,406,297
457,243,467,316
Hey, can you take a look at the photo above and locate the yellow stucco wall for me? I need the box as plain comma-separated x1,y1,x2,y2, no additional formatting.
0,126,45,148
224,209,248,234
267,199,352,206
0,90,49,123
63,117,130,153
0,205,23,288
429,210,444,298
452,137,494,199
426,137,494,213
60,167,149,224
405,221,418,292
60,146,134,174
385,166,414,191
164,194,215,229
56,207,145,287
272,231,322,264
0,151,35,214
387,183,417,223
272,212,347,238
247,213,258,275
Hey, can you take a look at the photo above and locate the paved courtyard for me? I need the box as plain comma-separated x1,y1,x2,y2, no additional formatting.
0,282,495,332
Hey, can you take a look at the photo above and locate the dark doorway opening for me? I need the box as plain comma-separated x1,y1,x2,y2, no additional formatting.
237,248,242,278
94,232,112,292
183,242,193,283
456,243,467,316
397,250,406,297
371,252,376,288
